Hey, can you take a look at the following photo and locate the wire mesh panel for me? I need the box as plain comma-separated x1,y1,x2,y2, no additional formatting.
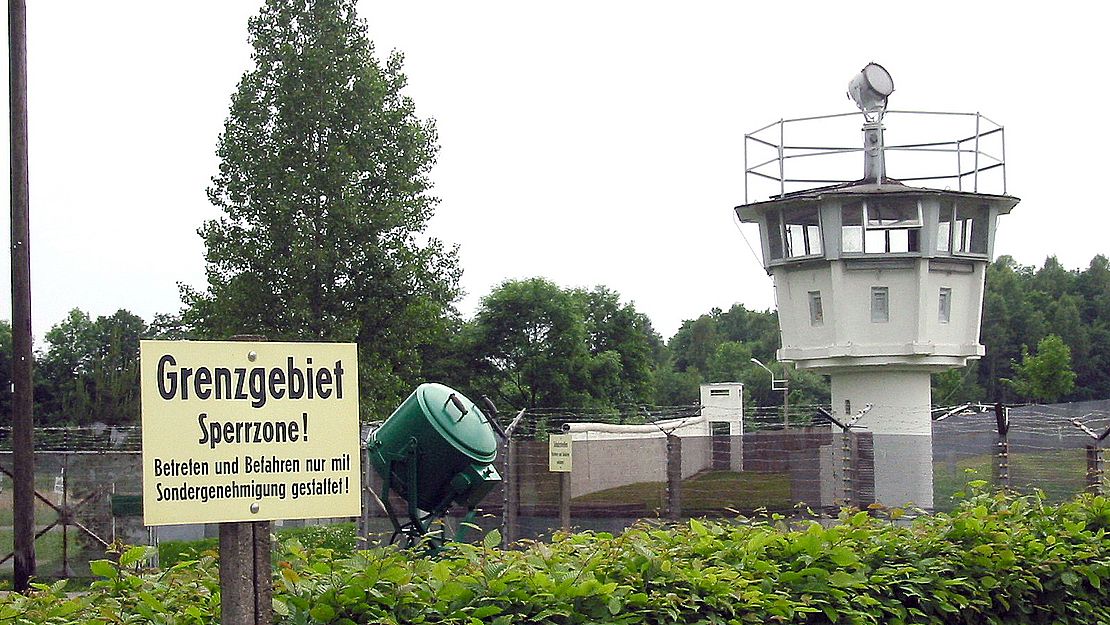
496,402,1110,541
0,427,144,580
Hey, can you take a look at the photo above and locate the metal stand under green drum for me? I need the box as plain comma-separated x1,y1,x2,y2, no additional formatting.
366,383,504,548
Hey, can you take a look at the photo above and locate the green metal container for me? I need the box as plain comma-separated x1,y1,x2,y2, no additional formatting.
367,383,499,510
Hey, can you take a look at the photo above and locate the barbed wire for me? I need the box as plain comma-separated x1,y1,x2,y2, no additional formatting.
3,400,1109,450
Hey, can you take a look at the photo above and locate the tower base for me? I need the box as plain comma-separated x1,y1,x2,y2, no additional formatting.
830,370,933,510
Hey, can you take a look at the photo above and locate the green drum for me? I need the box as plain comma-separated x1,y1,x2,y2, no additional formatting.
367,383,500,511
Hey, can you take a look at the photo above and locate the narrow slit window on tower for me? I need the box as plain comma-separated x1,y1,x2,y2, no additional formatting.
939,287,952,324
808,291,824,326
871,286,889,323
709,388,731,397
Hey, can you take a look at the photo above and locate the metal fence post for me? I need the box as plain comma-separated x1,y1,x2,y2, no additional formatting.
842,430,855,507
359,441,372,543
1087,445,1104,495
994,404,1010,489
559,471,571,532
666,434,682,520
503,436,519,543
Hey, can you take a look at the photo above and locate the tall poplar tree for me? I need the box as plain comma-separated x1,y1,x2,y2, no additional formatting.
183,0,460,417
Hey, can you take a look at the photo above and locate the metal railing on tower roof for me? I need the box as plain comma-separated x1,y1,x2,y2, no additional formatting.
743,110,1007,204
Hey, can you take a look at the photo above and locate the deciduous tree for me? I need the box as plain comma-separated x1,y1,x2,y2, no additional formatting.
573,286,662,407
467,278,591,409
182,0,459,417
465,279,662,411
37,309,146,424
1004,334,1076,403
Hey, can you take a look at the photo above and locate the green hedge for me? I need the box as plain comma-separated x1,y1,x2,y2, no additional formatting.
2,489,1108,624
156,522,359,568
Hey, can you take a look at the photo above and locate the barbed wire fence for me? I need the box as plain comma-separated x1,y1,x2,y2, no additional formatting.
2,401,1107,579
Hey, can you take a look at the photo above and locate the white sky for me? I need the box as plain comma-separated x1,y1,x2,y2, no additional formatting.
2,2,1108,344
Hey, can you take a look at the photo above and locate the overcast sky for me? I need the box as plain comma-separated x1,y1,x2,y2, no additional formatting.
2,2,1108,345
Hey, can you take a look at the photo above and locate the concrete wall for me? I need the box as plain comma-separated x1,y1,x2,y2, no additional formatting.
830,370,932,435
921,261,986,353
563,383,744,497
775,264,835,351
567,436,668,498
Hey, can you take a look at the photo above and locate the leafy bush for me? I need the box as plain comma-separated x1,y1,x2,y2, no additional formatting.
271,489,1110,624
2,490,1107,624
157,523,359,568
157,537,218,568
274,522,359,553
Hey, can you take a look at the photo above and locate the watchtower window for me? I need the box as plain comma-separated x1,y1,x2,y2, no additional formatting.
782,207,822,258
842,200,921,254
767,207,821,261
766,212,783,260
937,203,953,253
841,204,863,252
954,204,989,255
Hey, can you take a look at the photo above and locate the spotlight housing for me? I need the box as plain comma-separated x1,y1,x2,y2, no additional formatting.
847,62,894,119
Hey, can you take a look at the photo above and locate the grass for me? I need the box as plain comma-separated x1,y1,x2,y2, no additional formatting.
572,470,793,514
0,477,73,526
933,447,1100,511
0,526,90,581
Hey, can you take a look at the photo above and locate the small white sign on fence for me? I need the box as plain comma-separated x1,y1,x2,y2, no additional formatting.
548,434,572,472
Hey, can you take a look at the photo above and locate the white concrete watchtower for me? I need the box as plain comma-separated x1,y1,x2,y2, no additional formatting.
736,64,1019,508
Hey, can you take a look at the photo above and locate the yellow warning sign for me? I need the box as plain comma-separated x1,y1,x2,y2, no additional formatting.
140,340,360,525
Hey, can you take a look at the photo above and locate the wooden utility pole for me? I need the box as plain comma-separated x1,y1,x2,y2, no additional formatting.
558,472,571,532
8,0,36,592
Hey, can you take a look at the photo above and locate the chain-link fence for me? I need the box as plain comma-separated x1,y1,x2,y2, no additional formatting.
2,401,1107,580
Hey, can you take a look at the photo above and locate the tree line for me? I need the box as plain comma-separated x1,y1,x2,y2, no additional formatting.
3,252,1101,426
0,0,1098,425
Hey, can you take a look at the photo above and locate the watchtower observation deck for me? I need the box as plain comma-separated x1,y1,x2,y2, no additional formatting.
737,92,1018,373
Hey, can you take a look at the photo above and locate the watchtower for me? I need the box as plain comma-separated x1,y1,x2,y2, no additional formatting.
736,64,1018,508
